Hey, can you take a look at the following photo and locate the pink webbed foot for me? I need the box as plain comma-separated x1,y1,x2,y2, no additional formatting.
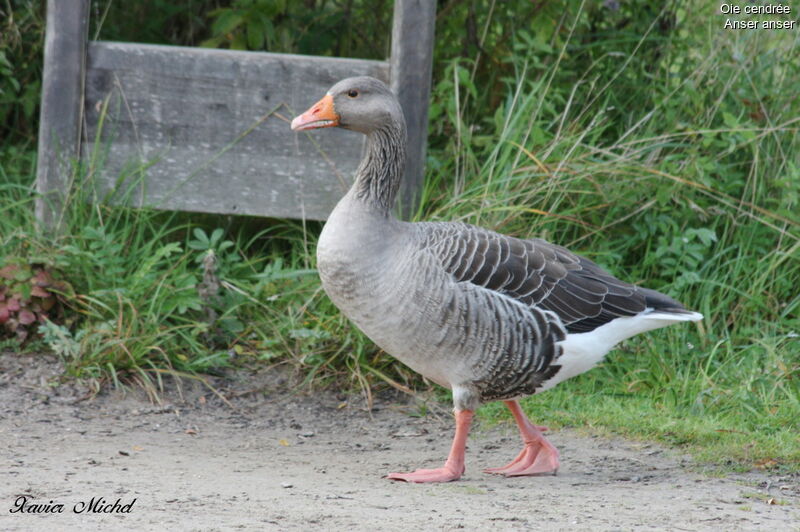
387,465,463,483
387,409,474,484
484,400,560,477
484,438,560,476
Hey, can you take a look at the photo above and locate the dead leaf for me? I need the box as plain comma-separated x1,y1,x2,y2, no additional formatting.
33,270,52,286
278,439,290,447
754,457,779,470
18,310,36,325
30,285,50,298
0,264,18,280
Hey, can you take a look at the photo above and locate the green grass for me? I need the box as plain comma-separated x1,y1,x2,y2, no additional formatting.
1,1,798,471
422,5,800,471
483,342,800,471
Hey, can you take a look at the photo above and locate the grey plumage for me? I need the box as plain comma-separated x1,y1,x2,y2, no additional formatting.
419,222,663,332
292,76,703,482
301,76,701,413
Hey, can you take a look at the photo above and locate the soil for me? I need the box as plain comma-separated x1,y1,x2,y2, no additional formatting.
1,352,798,532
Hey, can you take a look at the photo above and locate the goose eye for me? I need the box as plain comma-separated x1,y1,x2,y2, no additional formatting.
347,89,359,98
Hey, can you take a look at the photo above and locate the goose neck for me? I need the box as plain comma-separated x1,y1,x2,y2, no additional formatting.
353,122,406,214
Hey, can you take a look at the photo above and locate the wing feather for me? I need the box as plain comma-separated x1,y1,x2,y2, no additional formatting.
420,222,660,333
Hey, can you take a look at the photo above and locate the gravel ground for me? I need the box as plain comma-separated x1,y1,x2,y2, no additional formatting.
1,352,798,531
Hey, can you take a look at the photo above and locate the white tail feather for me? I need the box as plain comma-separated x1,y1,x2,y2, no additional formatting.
642,310,704,322
542,309,703,390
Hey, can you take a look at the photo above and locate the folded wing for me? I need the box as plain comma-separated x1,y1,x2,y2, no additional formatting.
420,222,683,333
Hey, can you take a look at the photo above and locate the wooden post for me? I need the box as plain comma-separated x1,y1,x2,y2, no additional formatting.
390,0,436,220
35,0,90,230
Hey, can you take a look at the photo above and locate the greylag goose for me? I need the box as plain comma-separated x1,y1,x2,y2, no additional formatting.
291,77,703,483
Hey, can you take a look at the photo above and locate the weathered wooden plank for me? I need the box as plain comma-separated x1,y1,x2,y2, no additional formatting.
390,0,436,219
83,42,389,220
35,0,90,230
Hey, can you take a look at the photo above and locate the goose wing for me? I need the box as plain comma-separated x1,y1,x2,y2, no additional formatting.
419,222,653,333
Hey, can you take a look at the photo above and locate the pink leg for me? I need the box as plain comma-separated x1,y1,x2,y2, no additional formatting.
387,409,474,483
484,400,559,476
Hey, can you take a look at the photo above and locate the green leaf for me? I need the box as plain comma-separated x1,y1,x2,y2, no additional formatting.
192,228,209,246
456,66,477,99
22,82,39,118
493,104,505,132
210,228,224,246
231,33,248,50
693,228,717,246
722,111,739,129
200,36,225,48
212,11,244,36
263,18,276,46
247,20,265,49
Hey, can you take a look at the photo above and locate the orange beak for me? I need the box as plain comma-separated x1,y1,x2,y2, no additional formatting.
290,94,339,131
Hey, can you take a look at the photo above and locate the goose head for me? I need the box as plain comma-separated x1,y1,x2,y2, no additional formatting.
291,76,404,135
291,76,407,213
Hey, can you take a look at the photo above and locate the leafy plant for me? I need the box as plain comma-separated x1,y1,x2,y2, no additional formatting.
0,0,45,144
188,227,240,273
37,319,84,361
198,0,390,57
652,227,717,291
0,259,74,342
201,0,281,51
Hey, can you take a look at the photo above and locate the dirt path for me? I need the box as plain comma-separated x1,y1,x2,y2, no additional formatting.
1,353,797,531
